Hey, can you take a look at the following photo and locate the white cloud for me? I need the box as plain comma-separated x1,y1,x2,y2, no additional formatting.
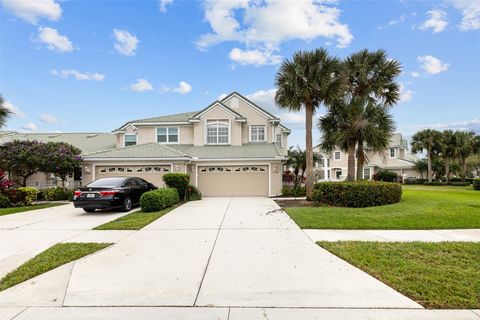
36,27,73,53
1,0,61,24
22,122,37,132
401,118,480,135
158,0,173,13
161,81,192,94
229,48,281,66
39,114,59,124
417,55,449,74
377,14,406,30
448,0,480,30
4,101,26,118
113,29,139,56
197,0,352,66
129,79,153,92
411,71,420,78
419,9,448,34
399,83,414,102
217,93,228,100
50,69,105,81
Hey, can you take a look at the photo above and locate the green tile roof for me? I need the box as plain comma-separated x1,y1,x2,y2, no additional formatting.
0,131,116,154
115,111,199,131
83,143,285,160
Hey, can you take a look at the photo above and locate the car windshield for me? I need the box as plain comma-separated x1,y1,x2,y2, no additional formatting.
87,178,125,188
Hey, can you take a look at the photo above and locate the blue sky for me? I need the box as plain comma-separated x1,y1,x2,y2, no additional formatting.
1,0,479,147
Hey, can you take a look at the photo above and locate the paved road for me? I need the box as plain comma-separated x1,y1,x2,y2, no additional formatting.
0,197,420,309
0,204,133,278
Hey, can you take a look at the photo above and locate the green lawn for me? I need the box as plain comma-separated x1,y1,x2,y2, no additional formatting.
94,204,179,230
285,185,480,229
0,242,111,292
0,203,64,217
319,241,480,309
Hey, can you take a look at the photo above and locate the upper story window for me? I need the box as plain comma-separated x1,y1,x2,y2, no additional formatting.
334,151,341,160
157,127,178,144
275,134,282,147
206,120,229,144
250,125,266,142
124,134,137,147
389,148,396,158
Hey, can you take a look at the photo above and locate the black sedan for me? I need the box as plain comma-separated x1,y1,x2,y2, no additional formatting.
73,177,157,213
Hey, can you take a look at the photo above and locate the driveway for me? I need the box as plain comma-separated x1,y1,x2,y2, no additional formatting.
0,197,420,309
0,204,132,278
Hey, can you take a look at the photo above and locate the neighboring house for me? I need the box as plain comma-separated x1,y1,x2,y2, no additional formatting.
0,132,116,188
81,92,290,196
313,133,420,181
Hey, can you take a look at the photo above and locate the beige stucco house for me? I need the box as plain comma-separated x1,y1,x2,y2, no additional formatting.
313,133,420,181
80,92,290,196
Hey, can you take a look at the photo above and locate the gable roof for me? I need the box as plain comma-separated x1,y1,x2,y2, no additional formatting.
0,131,116,154
221,92,280,121
189,101,246,121
83,143,286,160
114,111,199,131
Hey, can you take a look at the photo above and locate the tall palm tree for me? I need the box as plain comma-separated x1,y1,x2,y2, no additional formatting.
275,49,342,199
411,129,442,182
341,49,401,180
0,95,11,128
440,130,458,183
455,131,476,181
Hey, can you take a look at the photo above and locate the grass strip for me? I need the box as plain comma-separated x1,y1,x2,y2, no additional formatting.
0,203,64,216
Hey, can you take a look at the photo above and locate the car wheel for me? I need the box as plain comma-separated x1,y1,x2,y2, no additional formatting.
122,197,132,212
83,208,96,213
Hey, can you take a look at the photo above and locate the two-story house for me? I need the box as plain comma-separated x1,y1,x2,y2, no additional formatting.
313,133,420,181
81,92,290,196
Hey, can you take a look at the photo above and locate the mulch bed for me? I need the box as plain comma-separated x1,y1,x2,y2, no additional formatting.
274,199,318,208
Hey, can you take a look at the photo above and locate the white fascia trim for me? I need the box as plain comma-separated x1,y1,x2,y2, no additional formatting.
192,157,287,162
133,122,191,126
84,157,189,161
195,102,243,119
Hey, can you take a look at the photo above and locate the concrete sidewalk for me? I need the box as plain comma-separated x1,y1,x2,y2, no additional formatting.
1,307,479,320
304,229,480,242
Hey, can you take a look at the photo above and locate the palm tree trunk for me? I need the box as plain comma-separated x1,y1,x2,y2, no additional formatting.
305,103,314,200
445,159,450,184
427,149,432,182
461,158,467,182
347,142,356,181
356,141,364,181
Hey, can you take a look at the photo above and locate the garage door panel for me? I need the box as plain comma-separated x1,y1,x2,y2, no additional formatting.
198,166,269,197
95,165,170,187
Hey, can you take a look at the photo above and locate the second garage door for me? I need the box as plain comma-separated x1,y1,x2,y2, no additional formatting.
197,165,269,197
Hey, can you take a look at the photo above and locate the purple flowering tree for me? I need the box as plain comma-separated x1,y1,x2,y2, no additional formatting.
42,142,82,189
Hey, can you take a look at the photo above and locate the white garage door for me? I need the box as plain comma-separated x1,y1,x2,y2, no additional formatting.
198,165,269,197
95,165,171,187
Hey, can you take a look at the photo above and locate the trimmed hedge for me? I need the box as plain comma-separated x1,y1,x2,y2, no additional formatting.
423,182,471,187
186,185,202,201
4,189,28,206
0,194,11,208
404,178,426,185
281,186,306,197
43,187,71,201
312,181,402,208
17,187,38,205
140,188,180,212
163,173,190,200
473,179,480,191
373,169,398,182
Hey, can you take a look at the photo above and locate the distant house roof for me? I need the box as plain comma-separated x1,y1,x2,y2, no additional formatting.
313,133,408,152
83,143,286,160
0,131,116,154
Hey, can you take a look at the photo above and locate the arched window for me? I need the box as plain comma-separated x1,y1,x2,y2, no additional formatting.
206,120,229,144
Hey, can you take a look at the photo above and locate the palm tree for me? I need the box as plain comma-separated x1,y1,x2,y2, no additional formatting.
439,130,458,183
0,95,11,128
275,49,343,199
455,131,476,181
411,129,442,182
341,49,401,180
413,158,428,179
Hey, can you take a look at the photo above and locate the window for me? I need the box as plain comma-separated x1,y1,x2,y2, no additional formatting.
334,151,341,160
327,170,331,179
327,159,330,167
389,148,396,158
124,134,137,147
364,167,371,180
335,169,342,180
157,127,179,143
206,120,229,144
250,125,266,142
275,134,282,147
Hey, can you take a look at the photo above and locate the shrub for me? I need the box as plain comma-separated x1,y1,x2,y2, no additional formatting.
36,191,45,201
473,179,480,191
312,181,402,208
404,178,426,185
4,189,28,206
373,169,398,182
449,182,471,186
186,185,202,201
423,181,445,186
281,186,306,197
0,194,11,208
17,187,38,205
140,188,180,212
43,187,71,201
0,170,14,191
162,173,190,200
